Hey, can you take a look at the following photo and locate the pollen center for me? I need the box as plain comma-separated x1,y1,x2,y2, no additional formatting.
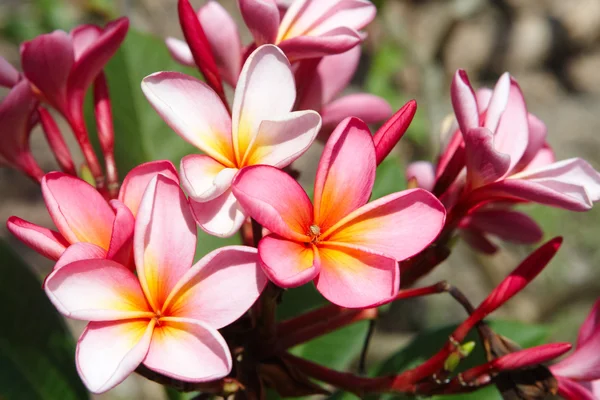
308,224,321,244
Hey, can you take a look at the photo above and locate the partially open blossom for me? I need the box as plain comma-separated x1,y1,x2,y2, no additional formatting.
232,117,445,308
0,79,44,181
239,0,376,60
167,0,242,87
551,298,600,400
44,174,267,393
142,45,321,237
374,100,418,165
7,161,177,262
295,46,393,138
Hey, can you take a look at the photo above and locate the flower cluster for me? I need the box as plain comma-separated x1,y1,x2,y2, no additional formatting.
2,0,600,398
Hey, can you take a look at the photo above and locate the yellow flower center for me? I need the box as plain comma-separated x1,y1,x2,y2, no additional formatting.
308,224,321,244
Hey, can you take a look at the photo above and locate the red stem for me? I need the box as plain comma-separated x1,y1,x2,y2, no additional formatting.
93,72,119,198
38,107,76,176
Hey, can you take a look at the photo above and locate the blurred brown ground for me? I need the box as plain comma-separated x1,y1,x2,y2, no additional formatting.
1,0,600,398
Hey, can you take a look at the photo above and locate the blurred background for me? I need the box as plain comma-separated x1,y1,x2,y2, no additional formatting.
1,0,600,399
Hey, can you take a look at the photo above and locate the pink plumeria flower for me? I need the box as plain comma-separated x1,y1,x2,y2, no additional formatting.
142,45,321,237
7,161,177,263
295,46,393,138
232,117,445,308
449,70,600,211
0,79,44,181
44,174,267,393
551,298,600,400
239,0,375,60
166,1,242,87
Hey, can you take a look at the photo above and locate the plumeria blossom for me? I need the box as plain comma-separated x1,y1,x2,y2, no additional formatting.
142,45,321,237
551,299,600,400
239,0,376,60
295,46,392,138
7,161,177,263
232,117,445,308
166,1,242,87
44,174,267,393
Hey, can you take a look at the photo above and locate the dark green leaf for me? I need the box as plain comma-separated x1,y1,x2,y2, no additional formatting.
0,239,88,400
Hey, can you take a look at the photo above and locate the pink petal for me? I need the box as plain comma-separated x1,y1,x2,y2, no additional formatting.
315,243,399,308
180,154,237,202
493,77,530,173
134,175,197,310
232,165,312,241
198,1,242,86
323,189,446,261
42,172,115,249
67,17,129,116
296,46,361,111
321,94,393,134
118,160,179,218
405,161,435,191
165,37,195,67
523,144,555,171
451,69,479,135
278,27,361,61
466,209,543,244
239,0,280,45
106,200,135,267
141,71,235,167
313,117,376,231
373,100,417,165
70,24,101,61
0,80,43,177
21,30,74,113
482,72,510,133
0,56,19,88
163,246,267,328
243,110,321,168
6,216,69,260
258,235,319,287
460,228,499,254
577,298,600,348
143,317,231,382
463,127,511,189
555,377,597,400
77,319,154,394
475,87,493,111
52,242,106,271
515,113,547,171
231,45,295,165
45,259,151,320
189,191,247,238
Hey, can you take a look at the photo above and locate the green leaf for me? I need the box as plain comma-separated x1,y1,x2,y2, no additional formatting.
372,154,407,200
85,29,197,175
0,240,88,400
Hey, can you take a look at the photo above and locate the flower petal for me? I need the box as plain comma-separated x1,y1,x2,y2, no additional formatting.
70,24,101,61
0,56,19,88
258,235,319,287
21,30,73,112
180,154,238,202
141,71,235,167
134,175,197,311
482,72,510,133
515,113,548,171
464,127,511,189
198,1,242,86
324,189,446,261
373,100,417,165
243,110,321,168
189,190,247,238
165,37,195,67
77,319,154,394
6,216,69,260
45,259,151,320
164,246,267,328
466,209,542,244
313,117,376,231
143,317,231,382
577,298,600,348
118,160,179,218
555,377,596,400
231,44,295,164
460,228,499,254
321,94,393,135
232,165,312,241
278,27,361,60
42,172,115,249
52,242,106,271
106,200,135,268
451,69,479,135
315,243,399,308
239,0,280,45
405,161,435,191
